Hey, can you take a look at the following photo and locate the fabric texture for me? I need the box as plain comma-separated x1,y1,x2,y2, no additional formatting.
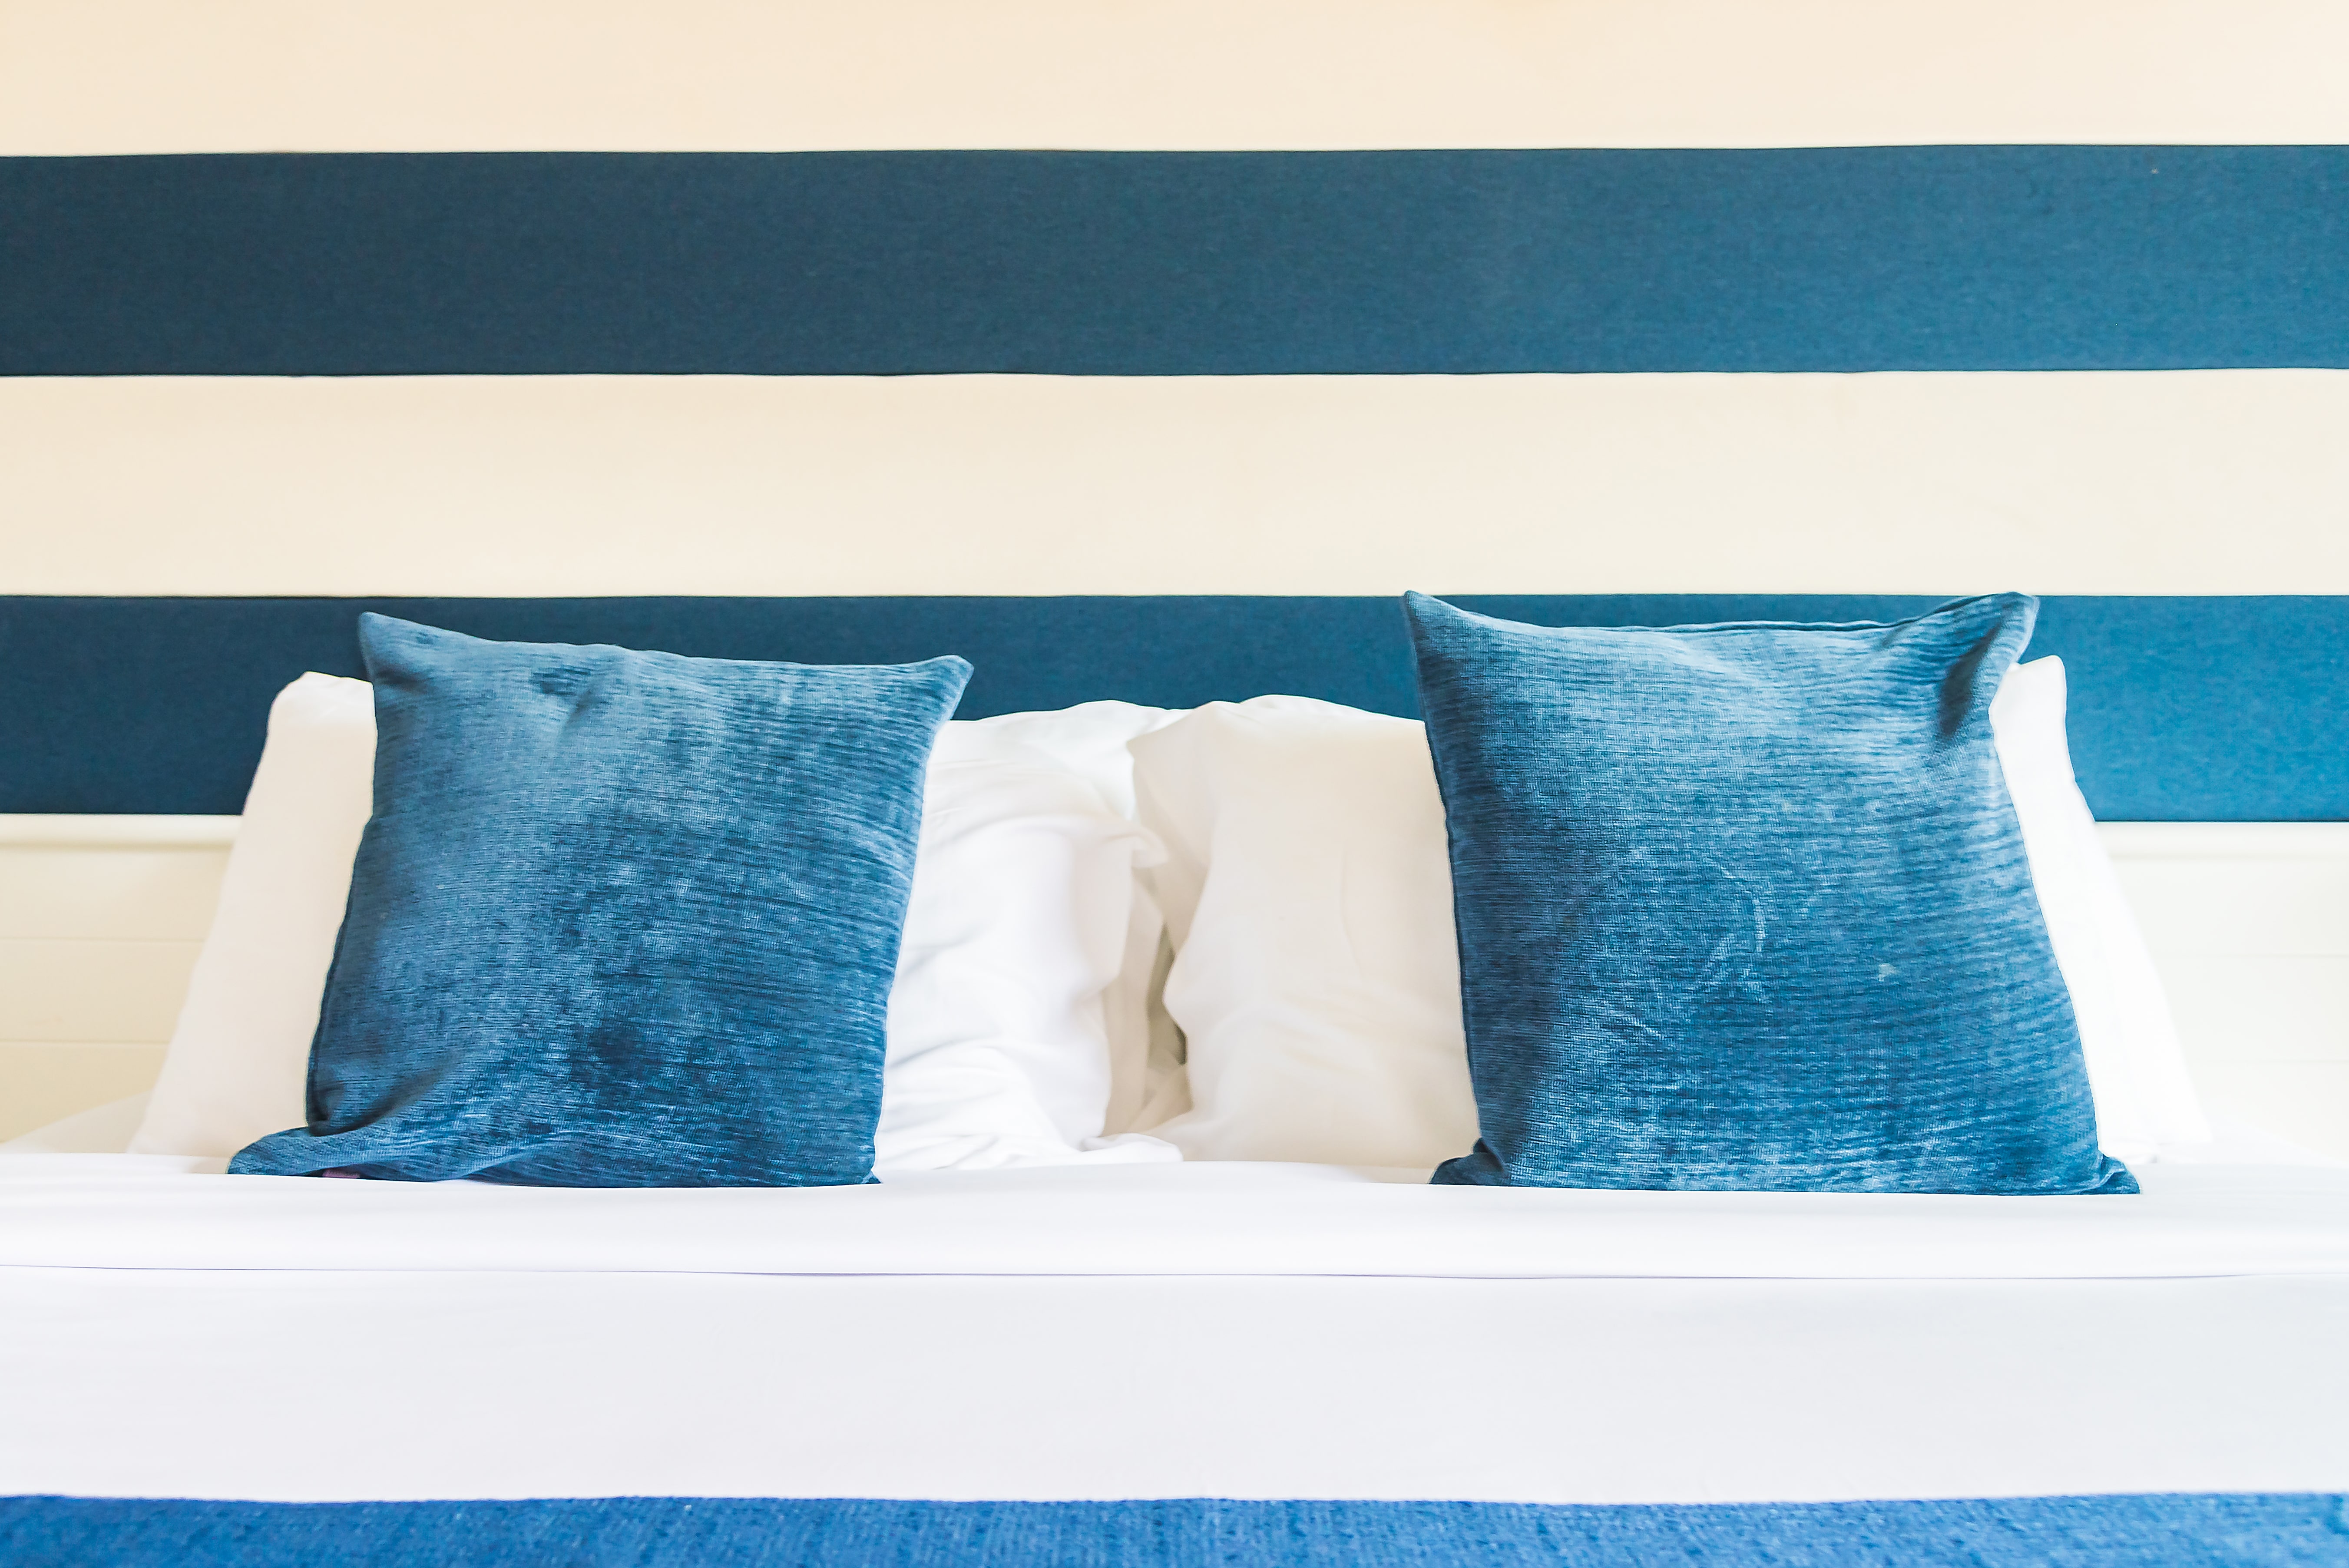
130,672,376,1159
7,1174,2348,1507
6,1494,2345,1568
940,701,1191,1142
8,592,2345,825
878,703,1180,1169
1128,672,2196,1174
134,677,1173,1170
1406,591,2134,1195
229,615,968,1186
1990,657,2210,1156
10,1158,2347,1279
1131,697,1475,1166
13,148,2349,376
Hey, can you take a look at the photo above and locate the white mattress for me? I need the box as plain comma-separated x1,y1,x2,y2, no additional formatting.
5,1156,2349,1279
5,1148,2347,1507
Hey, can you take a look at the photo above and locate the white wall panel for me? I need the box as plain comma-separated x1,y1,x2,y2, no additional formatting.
0,1043,167,1143
0,844,234,942
0,821,228,1139
0,938,204,1043
2,816,2343,1158
6,371,2348,597
3,1,2346,154
2105,825,2349,1160
2187,1065,2349,1166
2114,859,2349,957
2156,958,2349,1064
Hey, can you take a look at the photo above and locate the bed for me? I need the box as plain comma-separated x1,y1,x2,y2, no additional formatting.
4,591,2348,1568
8,33,2349,1558
7,1127,2349,1554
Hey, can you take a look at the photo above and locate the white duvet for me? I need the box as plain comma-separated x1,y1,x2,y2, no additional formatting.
5,1149,2347,1507
5,1155,2349,1280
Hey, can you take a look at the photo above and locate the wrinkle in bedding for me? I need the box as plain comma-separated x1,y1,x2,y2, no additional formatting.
3,1158,2348,1280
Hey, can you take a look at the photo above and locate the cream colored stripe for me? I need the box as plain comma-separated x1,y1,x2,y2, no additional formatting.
3,0,2349,154
3,371,2343,596
0,816,238,850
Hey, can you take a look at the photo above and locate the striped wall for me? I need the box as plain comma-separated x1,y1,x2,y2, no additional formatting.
6,1,2349,602
14,149,2349,376
4,2,2346,1139
6,373,2347,598
7,1,2349,152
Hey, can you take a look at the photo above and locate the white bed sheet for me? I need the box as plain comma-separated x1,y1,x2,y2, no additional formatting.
3,1151,2346,1508
7,1267,2347,1505
4,1157,2347,1279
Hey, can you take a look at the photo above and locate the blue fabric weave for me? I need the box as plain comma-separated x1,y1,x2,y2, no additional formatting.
10,148,2349,374
5,1494,2343,1567
1405,592,2132,1195
229,615,969,1187
6,594,2346,822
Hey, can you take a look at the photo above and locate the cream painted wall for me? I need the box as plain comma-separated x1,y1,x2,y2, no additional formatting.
7,3,2348,599
4,0,2349,153
4,371,2346,598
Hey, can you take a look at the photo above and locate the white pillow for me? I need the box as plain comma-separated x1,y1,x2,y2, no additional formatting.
941,701,1192,1143
1131,663,2208,1170
877,705,1181,1169
1989,656,2210,1156
131,674,374,1159
132,677,1182,1171
1132,696,1476,1166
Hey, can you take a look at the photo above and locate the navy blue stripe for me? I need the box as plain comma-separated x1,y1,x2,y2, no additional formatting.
1,594,2340,820
4,148,2347,374
6,1493,2346,1568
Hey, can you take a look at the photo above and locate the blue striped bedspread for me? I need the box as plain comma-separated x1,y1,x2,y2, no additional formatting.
6,1494,2347,1567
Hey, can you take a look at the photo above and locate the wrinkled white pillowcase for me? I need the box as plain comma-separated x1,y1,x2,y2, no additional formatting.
132,675,1181,1171
1133,696,1477,1166
879,708,1181,1168
1131,662,2208,1170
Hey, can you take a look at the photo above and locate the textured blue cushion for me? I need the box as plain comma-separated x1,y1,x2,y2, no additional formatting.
1405,592,2133,1195
229,615,969,1187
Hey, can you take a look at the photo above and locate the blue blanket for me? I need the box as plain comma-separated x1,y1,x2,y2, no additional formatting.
6,1494,2346,1567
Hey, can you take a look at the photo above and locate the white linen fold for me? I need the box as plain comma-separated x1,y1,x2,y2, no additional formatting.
3,1157,2346,1280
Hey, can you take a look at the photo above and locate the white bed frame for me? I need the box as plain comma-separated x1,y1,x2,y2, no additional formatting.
3,813,2344,1157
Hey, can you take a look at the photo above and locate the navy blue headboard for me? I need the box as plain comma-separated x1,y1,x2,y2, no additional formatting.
2,594,2340,821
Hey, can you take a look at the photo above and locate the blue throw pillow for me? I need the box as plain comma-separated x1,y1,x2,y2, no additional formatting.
1404,591,2133,1195
230,615,970,1187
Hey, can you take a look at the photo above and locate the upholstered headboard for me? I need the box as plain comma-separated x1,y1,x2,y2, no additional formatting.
3,592,2346,821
